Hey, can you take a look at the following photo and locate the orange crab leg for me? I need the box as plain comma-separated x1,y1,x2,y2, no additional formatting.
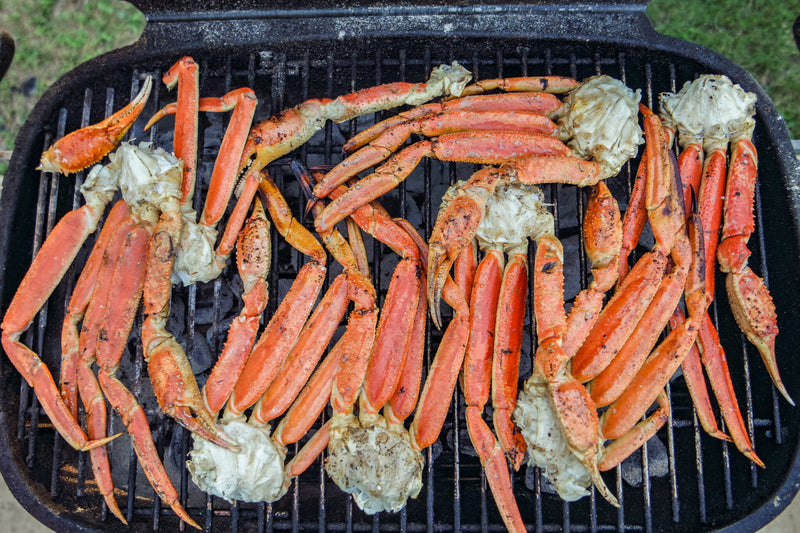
589,238,690,407
60,200,133,418
73,214,142,525
1,201,118,452
141,199,233,449
314,110,559,199
460,241,530,533
456,75,581,97
572,106,684,382
562,181,622,358
531,234,619,506
717,138,790,404
252,273,349,424
600,211,705,444
344,91,564,153
160,57,199,204
385,277,429,425
598,391,671,471
145,88,258,228
293,161,425,419
224,177,327,416
88,220,202,528
314,131,571,232
38,76,152,175
618,136,730,440
492,249,528,470
202,199,271,416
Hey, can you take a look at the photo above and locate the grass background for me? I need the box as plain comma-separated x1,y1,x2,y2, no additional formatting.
0,0,797,157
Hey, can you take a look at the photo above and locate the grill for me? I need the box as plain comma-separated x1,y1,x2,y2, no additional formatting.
2,2,800,532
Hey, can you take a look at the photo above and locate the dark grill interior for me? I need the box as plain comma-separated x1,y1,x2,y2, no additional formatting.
1,27,799,533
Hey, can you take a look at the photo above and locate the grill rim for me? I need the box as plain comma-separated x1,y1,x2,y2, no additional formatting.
1,8,800,533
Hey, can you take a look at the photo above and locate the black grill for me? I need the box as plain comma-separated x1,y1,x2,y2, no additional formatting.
1,3,799,532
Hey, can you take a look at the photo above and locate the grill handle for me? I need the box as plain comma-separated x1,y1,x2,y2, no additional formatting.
129,1,661,50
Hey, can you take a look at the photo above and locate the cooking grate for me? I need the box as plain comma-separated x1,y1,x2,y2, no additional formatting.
1,24,799,533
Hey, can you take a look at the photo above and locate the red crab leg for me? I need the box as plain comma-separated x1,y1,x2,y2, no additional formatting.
60,200,133,418
88,219,203,528
717,137,790,404
160,57,199,204
531,234,619,507
589,235,691,406
562,181,622,358
251,273,349,424
408,272,470,451
141,200,234,449
618,138,729,440
456,75,581,97
39,76,152,175
202,199,271,416
344,91,564,152
314,110,559,199
1,200,117,452
598,391,671,471
571,106,684,382
145,88,258,228
600,211,706,443
671,137,759,447
73,214,141,525
459,240,528,533
616,158,647,285
385,276,428,425
225,176,327,416
314,131,571,232
492,247,529,470
293,162,424,418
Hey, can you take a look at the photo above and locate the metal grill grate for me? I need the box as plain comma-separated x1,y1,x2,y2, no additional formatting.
3,41,797,532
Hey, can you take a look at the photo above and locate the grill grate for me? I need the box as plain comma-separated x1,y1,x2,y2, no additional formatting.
2,40,797,532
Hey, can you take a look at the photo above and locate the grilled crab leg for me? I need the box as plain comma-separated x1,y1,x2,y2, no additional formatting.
663,76,790,405
312,108,560,200
284,162,428,514
201,198,271,416
1,78,154,452
189,185,378,504
343,90,565,154
38,76,153,175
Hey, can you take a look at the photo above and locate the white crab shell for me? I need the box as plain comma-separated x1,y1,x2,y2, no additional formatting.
325,412,423,514
558,75,644,179
187,419,288,503
660,74,756,151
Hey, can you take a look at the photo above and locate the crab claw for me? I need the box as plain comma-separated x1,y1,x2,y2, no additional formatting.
427,170,496,328
39,76,153,175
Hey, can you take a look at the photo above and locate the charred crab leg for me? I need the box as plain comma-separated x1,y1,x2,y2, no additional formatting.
312,109,560,199
718,133,789,403
202,199,271,416
224,175,328,417
343,91,565,153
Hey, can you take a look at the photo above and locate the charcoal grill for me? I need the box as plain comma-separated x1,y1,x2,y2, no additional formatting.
2,1,800,531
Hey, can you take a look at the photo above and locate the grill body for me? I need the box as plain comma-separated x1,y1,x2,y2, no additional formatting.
1,3,799,532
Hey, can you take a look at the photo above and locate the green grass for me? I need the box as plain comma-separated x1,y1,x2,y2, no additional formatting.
0,0,796,161
0,0,145,152
647,0,800,137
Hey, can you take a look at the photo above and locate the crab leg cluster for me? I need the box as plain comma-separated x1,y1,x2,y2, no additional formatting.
3,56,791,531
